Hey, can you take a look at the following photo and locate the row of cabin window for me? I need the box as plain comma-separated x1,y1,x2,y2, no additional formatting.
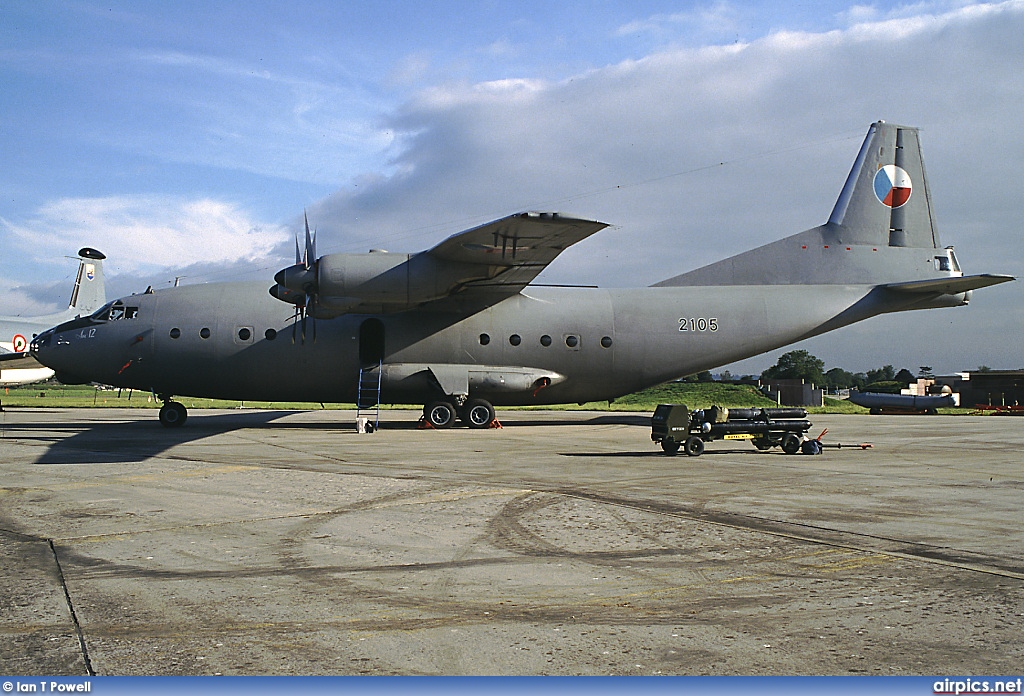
168,327,268,341
168,327,613,348
479,333,613,348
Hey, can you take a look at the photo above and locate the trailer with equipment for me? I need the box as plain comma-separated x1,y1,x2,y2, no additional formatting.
651,404,813,456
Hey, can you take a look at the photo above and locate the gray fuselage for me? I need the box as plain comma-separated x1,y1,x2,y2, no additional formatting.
35,275,941,406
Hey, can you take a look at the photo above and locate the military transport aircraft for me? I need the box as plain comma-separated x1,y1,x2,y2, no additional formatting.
30,122,1013,428
1,248,106,386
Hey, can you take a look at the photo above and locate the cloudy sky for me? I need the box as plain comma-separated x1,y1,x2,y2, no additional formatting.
2,1,1021,376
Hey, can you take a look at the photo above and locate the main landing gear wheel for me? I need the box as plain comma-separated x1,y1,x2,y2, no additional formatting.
461,398,495,429
424,401,457,429
159,400,187,428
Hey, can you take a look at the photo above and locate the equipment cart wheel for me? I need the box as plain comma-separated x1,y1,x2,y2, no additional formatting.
661,439,680,456
781,432,802,455
752,437,773,451
683,436,705,457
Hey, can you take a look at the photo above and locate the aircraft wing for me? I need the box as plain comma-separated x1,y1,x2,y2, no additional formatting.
882,274,1014,295
0,349,44,368
425,212,609,296
0,348,28,361
282,211,610,317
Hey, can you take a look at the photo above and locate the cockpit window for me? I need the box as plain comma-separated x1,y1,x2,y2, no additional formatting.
90,301,115,320
91,300,139,321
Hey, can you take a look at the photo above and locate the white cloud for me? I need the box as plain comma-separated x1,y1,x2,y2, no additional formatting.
4,196,286,275
309,0,1024,373
837,4,881,26
0,276,71,318
616,3,742,40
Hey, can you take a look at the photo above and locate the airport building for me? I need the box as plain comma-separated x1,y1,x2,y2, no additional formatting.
926,370,1024,410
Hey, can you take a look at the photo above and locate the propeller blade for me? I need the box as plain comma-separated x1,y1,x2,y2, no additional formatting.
303,211,314,270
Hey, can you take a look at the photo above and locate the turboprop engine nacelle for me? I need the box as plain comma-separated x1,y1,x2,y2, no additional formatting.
272,250,489,317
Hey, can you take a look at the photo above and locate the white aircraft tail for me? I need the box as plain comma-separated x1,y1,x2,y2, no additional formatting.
68,248,106,314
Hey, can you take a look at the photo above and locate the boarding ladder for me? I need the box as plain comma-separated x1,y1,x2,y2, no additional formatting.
356,361,382,432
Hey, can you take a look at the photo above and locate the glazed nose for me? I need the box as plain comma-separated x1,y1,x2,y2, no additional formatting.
30,330,53,355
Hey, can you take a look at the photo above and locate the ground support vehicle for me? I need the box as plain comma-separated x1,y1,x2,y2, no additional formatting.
651,404,812,456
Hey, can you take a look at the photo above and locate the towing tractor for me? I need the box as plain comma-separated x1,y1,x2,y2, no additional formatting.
651,404,813,456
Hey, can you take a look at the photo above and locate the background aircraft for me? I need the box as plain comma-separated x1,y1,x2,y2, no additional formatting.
1,248,106,387
31,122,1012,427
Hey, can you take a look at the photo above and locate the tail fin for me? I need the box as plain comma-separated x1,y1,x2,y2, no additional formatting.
656,121,953,288
828,121,939,249
68,247,106,314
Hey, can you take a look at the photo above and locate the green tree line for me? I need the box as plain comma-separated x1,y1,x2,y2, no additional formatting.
750,349,926,392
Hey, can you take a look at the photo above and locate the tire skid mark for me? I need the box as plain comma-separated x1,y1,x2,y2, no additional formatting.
556,490,1024,580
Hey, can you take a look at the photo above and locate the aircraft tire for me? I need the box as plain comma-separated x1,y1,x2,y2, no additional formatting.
461,399,495,429
159,401,187,428
661,439,680,456
683,436,704,457
424,401,457,429
781,433,802,455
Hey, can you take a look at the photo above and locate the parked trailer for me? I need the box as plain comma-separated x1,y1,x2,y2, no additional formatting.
651,404,812,456
848,390,954,415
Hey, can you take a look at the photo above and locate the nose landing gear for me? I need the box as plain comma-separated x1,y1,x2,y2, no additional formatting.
158,398,187,427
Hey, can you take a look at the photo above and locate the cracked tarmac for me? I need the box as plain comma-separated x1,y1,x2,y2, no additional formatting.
1,408,1021,675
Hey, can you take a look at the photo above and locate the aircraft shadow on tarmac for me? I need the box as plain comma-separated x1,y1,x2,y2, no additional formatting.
23,410,653,466
563,449,761,458
26,410,332,466
500,414,652,428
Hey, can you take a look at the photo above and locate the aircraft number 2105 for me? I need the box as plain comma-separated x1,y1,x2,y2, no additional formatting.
678,317,718,332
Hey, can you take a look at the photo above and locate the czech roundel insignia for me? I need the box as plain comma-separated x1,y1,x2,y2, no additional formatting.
13,333,28,353
873,164,912,208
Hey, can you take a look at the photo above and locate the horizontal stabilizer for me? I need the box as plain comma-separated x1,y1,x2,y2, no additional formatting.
882,274,1014,295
